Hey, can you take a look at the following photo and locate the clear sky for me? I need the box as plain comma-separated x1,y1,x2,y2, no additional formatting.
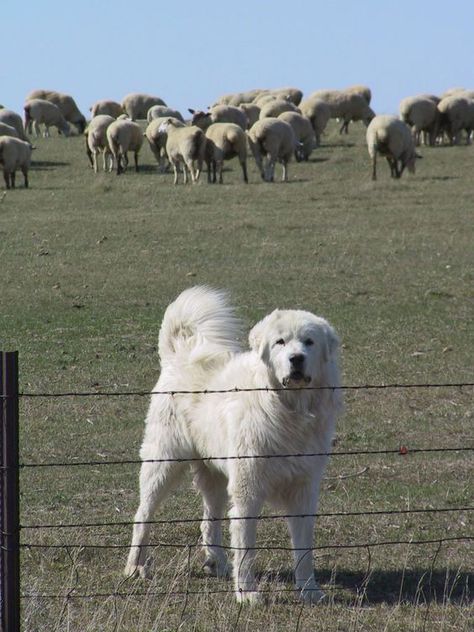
3,1,473,119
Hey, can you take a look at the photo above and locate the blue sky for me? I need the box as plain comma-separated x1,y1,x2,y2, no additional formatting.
3,1,473,119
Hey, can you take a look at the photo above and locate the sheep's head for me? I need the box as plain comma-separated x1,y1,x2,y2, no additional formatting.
188,109,212,130
158,118,174,134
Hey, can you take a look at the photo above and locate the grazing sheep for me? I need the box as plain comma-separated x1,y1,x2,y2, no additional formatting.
309,89,375,134
145,116,185,172
147,105,184,123
189,105,248,131
277,111,316,161
247,118,297,182
0,136,33,189
212,89,263,107
0,122,20,139
366,115,418,181
259,99,300,119
26,90,86,133
261,87,303,106
24,99,70,137
0,110,28,141
85,114,115,173
437,95,474,144
238,103,260,128
345,84,372,104
158,118,207,184
299,97,331,146
106,119,143,175
121,93,167,120
399,95,440,146
90,100,124,119
204,122,248,184
254,93,278,108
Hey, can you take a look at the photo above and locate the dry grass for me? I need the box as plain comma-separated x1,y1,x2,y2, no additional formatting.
2,121,472,630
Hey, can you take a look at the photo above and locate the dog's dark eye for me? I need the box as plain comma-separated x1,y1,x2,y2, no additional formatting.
304,339,314,346
275,338,285,346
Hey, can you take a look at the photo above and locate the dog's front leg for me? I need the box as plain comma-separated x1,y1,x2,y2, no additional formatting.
228,491,264,604
285,484,325,604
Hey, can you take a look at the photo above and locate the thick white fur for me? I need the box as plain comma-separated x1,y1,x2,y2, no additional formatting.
125,286,342,604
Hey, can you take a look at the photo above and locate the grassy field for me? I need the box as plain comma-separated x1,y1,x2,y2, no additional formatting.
1,121,473,631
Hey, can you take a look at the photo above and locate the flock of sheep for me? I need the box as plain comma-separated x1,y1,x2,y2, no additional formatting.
0,84,473,189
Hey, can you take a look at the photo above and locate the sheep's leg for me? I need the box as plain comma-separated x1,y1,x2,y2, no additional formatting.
10,171,16,189
372,153,377,180
3,170,11,189
281,160,289,182
125,460,187,578
240,160,248,183
93,151,99,174
192,464,229,577
134,151,139,173
22,167,28,189
34,122,41,138
217,160,224,184
264,155,275,182
44,126,50,138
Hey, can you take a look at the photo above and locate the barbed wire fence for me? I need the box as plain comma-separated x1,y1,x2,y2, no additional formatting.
1,351,473,631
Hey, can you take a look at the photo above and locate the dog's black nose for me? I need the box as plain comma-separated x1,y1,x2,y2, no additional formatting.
289,354,305,368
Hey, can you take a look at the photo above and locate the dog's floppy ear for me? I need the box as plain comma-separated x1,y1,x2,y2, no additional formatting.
322,323,340,362
249,310,279,357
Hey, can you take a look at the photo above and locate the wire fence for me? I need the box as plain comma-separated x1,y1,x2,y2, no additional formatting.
4,378,473,614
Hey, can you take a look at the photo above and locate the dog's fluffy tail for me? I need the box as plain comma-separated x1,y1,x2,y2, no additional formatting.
158,286,242,374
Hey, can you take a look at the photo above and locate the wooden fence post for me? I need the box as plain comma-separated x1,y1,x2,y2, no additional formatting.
0,351,20,632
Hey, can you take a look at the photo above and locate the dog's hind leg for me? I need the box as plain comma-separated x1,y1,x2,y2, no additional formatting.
124,460,186,578
192,464,229,577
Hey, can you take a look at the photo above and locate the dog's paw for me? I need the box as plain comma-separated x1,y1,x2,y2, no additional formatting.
202,558,231,578
299,586,326,605
124,563,150,579
235,589,265,605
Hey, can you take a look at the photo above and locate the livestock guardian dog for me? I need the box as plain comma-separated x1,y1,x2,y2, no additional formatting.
125,286,342,604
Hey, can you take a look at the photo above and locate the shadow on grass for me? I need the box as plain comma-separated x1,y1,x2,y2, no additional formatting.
257,567,471,605
418,176,460,181
32,160,70,170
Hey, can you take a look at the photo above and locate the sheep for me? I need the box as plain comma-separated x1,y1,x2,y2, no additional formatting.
259,99,300,119
238,103,260,128
90,100,124,119
0,122,20,139
204,122,248,184
158,118,207,184
0,136,33,189
144,116,185,172
254,93,278,108
26,90,86,133
345,84,372,104
299,97,331,146
147,105,184,123
309,89,375,134
212,89,263,107
85,114,115,173
399,95,440,146
189,105,248,131
0,110,28,141
366,115,418,181
247,117,297,182
437,95,474,144
121,93,167,120
277,111,316,161
106,119,143,175
268,87,303,106
24,99,70,137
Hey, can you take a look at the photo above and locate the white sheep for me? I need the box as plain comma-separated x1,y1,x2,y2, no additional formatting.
277,111,316,161
259,99,300,120
189,105,248,131
247,117,297,182
238,103,260,128
85,114,115,173
345,84,372,104
158,119,207,184
0,122,20,139
366,115,418,180
299,97,331,146
24,99,71,137
204,122,248,184
256,87,303,106
309,89,375,134
106,119,144,175
437,95,474,144
121,93,167,120
0,136,33,189
146,105,184,123
212,89,263,107
399,95,440,146
90,100,124,119
26,89,86,133
145,116,185,172
0,110,28,141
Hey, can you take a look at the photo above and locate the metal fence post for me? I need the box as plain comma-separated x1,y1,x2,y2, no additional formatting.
0,351,20,632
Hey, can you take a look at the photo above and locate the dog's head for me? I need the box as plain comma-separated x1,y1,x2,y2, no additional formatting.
249,309,339,389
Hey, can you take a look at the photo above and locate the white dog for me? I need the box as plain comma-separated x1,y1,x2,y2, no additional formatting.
125,286,342,604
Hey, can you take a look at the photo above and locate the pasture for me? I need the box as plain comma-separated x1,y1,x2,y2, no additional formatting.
1,121,473,631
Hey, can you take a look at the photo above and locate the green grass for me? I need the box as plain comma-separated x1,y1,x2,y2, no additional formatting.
1,121,473,630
